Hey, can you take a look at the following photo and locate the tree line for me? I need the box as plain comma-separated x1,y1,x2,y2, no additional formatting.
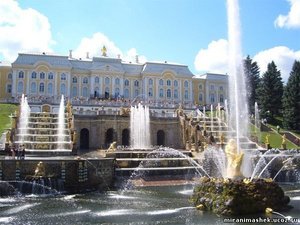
243,56,300,131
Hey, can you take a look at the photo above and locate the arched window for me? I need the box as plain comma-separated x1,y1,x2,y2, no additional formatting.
94,87,99,97
124,89,129,98
48,83,53,95
93,76,98,84
220,94,224,103
199,84,203,90
115,88,120,98
31,71,37,79
31,82,37,93
6,84,12,93
184,80,189,88
159,88,164,98
159,79,163,86
174,89,178,99
148,88,153,97
167,80,171,86
48,72,54,80
82,87,88,97
124,79,129,86
72,87,77,97
210,93,215,103
134,89,139,97
39,83,45,92
61,73,66,81
220,86,223,91
149,78,153,86
17,81,23,93
174,80,178,87
40,72,45,79
73,77,77,83
115,78,120,85
60,83,66,95
199,93,203,102
7,73,12,80
83,77,88,84
105,87,110,98
184,90,189,100
105,77,110,85
167,89,171,98
134,80,139,87
18,71,24,79
210,85,214,90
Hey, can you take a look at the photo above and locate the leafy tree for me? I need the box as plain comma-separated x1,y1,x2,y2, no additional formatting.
257,61,283,121
243,55,260,114
282,60,300,130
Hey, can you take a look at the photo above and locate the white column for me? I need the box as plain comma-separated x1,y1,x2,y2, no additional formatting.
120,77,124,96
78,76,82,97
26,71,30,95
67,73,71,98
12,70,17,97
189,80,193,102
112,77,115,96
54,72,58,97
90,75,95,97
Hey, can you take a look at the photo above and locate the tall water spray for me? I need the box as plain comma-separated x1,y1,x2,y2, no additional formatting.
227,0,249,152
19,94,31,144
254,102,261,142
130,103,151,149
57,95,65,150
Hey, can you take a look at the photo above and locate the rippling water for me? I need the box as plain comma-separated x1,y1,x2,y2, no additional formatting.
0,184,299,225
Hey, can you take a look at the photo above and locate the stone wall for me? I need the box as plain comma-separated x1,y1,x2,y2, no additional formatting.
74,114,184,150
0,158,114,193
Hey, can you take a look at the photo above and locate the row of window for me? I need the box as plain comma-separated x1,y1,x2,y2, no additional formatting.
14,71,191,89
198,84,224,91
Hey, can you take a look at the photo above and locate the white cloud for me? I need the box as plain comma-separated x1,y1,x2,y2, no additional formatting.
274,0,300,29
253,46,300,82
0,0,54,61
194,39,229,74
73,32,147,63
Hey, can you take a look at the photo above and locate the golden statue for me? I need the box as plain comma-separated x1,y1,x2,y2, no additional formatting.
282,134,287,145
107,141,117,152
225,139,244,179
101,45,107,56
72,131,77,144
265,134,270,144
34,161,46,177
5,130,11,143
220,132,225,145
281,134,287,149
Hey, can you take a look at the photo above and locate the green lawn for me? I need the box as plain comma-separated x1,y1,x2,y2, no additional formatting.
250,124,298,149
267,117,300,138
0,103,18,135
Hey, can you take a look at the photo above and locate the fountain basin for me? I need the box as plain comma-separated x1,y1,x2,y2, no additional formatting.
191,177,291,215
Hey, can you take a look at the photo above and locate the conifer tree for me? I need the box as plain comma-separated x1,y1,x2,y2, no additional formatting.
282,60,300,130
257,61,283,121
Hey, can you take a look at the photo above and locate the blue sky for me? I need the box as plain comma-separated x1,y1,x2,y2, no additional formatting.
1,0,300,81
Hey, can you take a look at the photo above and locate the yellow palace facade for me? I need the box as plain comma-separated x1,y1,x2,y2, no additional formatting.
0,51,228,106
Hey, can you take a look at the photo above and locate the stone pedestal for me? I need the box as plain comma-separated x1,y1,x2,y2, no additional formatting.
265,143,271,149
281,144,286,150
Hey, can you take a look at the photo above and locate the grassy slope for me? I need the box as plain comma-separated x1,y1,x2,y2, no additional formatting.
0,103,18,134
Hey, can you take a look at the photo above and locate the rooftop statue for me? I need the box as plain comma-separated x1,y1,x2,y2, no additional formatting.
101,45,107,57
225,139,244,179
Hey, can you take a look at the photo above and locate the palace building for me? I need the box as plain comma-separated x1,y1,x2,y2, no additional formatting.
0,48,228,106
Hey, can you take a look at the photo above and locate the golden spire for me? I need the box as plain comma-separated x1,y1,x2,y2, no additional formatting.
101,45,107,56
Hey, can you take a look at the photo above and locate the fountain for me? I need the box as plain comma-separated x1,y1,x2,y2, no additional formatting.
19,94,31,144
190,0,294,215
130,103,150,149
57,95,65,150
